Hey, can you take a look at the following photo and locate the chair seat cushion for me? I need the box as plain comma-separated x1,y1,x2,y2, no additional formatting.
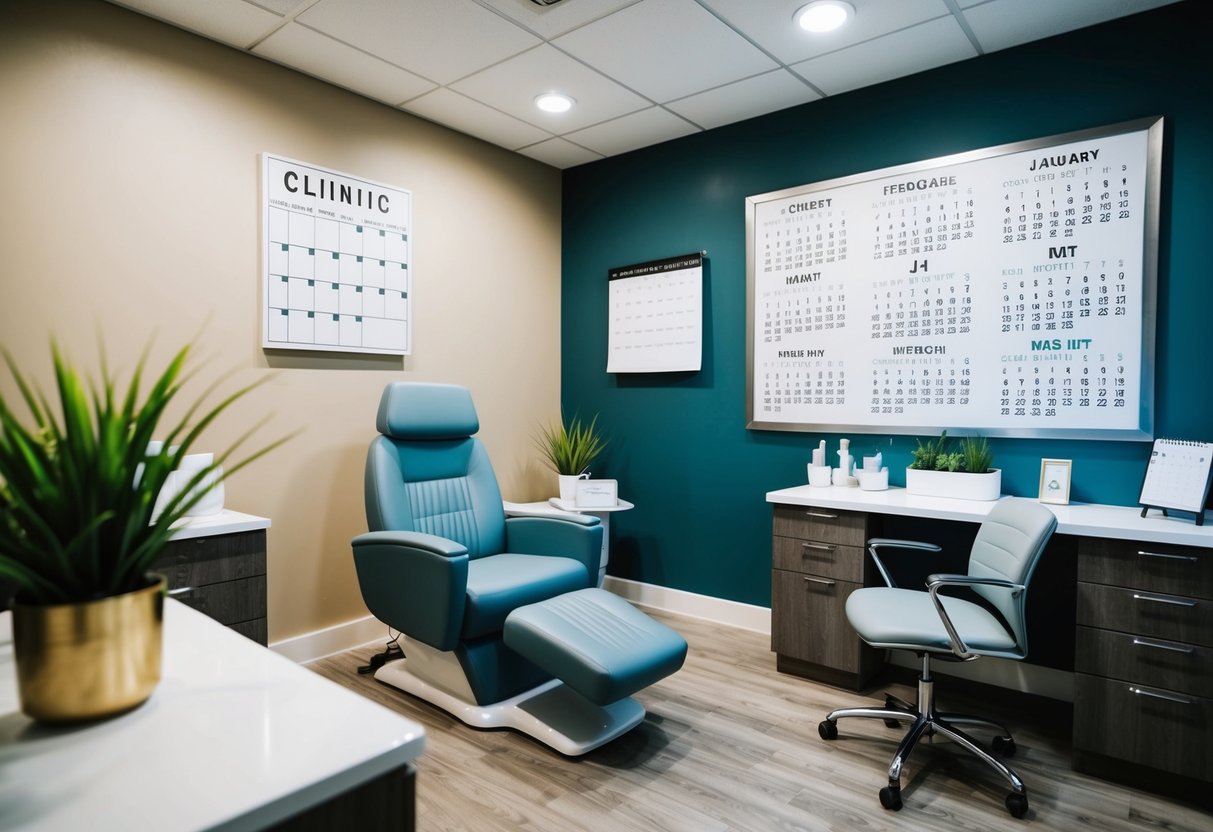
504,588,688,705
845,587,1021,657
463,553,589,639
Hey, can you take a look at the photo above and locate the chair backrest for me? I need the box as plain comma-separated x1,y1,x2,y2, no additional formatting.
364,382,506,558
967,498,1057,651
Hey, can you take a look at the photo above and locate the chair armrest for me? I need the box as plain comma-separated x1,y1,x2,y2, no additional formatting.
865,538,943,587
925,573,1024,660
505,515,604,587
351,530,469,651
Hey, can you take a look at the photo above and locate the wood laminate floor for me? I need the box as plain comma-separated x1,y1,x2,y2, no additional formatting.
305,608,1210,831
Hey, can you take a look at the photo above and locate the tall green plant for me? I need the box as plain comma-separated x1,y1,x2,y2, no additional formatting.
0,341,288,605
534,414,607,476
959,435,994,473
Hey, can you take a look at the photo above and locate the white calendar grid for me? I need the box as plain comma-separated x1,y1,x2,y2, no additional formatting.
1140,439,1213,514
607,253,702,373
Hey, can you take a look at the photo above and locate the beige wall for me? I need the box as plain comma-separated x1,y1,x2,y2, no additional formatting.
0,0,564,641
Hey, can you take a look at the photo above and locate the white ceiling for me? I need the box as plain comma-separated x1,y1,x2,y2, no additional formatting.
107,0,1181,169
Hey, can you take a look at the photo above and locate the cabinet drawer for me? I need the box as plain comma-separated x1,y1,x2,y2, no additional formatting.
772,505,867,547
1078,538,1212,598
771,568,864,672
1076,626,1212,698
154,531,267,589
1077,582,1213,647
1074,672,1213,780
168,576,266,626
772,536,864,582
230,618,268,646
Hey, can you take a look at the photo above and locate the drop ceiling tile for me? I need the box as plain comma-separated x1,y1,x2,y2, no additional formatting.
516,138,604,169
564,107,700,157
962,0,1183,54
403,89,553,150
248,0,310,14
666,69,820,129
699,0,951,65
108,0,284,48
296,0,541,85
552,0,777,103
255,23,436,105
451,44,650,133
477,0,639,39
792,15,976,96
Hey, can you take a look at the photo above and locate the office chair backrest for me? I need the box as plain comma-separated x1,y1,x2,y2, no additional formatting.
967,499,1057,651
365,382,506,558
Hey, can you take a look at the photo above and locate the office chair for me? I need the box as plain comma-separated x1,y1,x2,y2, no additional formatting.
351,382,686,754
818,498,1057,818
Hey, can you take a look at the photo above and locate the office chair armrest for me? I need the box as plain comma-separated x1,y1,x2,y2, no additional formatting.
866,538,943,587
351,530,470,651
505,515,604,587
925,574,1024,660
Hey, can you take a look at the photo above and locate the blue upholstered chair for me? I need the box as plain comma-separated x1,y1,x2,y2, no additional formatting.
352,382,686,754
818,498,1057,818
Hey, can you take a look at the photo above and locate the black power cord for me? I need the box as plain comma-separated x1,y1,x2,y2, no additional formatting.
357,631,405,675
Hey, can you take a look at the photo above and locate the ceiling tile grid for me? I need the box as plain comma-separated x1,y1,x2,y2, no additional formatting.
106,0,1185,168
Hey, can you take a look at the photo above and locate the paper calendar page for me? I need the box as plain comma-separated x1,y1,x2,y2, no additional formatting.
607,253,703,373
1139,439,1213,514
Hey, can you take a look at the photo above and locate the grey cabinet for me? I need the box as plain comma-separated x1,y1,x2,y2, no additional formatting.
154,529,268,645
770,505,882,690
1073,537,1213,786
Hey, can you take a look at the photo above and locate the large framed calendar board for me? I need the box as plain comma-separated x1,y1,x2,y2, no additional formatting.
745,116,1162,440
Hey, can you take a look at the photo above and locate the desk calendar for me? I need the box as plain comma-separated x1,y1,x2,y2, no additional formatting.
745,117,1162,440
262,154,411,355
1140,439,1213,523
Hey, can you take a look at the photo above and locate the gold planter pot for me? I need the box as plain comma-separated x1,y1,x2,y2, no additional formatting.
12,575,166,723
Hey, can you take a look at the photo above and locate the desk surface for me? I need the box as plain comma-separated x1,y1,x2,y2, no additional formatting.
766,485,1213,549
169,508,272,541
0,600,425,832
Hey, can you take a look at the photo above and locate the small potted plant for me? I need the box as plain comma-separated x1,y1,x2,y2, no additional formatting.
534,413,607,503
905,431,1001,501
0,340,285,722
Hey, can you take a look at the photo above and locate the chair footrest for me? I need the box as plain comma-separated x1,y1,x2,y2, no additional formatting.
504,588,687,705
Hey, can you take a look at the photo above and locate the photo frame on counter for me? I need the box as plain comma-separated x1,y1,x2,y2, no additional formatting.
1039,458,1072,505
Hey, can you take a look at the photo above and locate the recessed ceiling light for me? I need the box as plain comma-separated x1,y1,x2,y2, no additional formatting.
534,92,575,113
795,1,854,33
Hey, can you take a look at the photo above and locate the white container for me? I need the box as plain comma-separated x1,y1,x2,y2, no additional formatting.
859,468,889,491
905,467,1001,501
808,465,832,487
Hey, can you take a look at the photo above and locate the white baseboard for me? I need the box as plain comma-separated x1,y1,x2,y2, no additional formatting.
603,576,772,635
270,614,388,663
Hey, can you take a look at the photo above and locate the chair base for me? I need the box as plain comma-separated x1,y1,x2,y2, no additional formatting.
820,661,1029,818
374,658,645,756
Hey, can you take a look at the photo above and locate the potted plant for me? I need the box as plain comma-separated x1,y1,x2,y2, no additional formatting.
0,341,285,722
533,413,607,503
905,431,1001,501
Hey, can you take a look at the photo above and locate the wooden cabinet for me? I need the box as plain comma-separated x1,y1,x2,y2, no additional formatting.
770,504,882,690
1073,537,1213,786
154,528,268,645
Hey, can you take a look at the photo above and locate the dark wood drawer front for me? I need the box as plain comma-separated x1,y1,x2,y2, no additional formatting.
230,618,268,645
772,536,864,582
1074,673,1213,780
1076,626,1212,698
169,576,267,627
772,505,866,547
771,569,863,672
155,531,267,589
1077,582,1213,647
1078,538,1212,598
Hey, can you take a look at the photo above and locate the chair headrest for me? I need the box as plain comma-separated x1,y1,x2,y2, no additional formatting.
376,382,480,439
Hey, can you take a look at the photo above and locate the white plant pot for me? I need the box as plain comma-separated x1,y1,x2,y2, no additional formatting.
558,474,587,503
905,467,1001,501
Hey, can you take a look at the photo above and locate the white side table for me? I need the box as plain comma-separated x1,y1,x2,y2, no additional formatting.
504,499,634,587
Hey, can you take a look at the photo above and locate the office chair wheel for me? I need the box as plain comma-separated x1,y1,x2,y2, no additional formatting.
878,785,903,811
992,735,1016,756
818,720,838,740
1005,792,1029,818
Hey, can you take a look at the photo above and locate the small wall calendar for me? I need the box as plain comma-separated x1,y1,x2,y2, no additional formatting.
745,117,1163,440
262,153,412,356
607,252,703,373
1139,439,1213,524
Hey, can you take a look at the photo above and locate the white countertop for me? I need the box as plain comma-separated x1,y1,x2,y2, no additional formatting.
0,600,424,832
766,484,1213,549
169,509,272,541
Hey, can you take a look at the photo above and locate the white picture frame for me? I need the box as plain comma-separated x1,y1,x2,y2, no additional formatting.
575,478,618,508
1039,459,1072,505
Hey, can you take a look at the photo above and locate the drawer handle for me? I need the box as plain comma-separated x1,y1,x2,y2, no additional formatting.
1128,686,1195,706
167,586,195,597
1137,550,1199,563
1132,593,1197,608
803,577,837,587
1132,637,1195,655
802,542,836,552
805,511,839,520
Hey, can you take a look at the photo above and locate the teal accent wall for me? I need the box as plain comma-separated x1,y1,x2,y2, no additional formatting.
561,2,1212,606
